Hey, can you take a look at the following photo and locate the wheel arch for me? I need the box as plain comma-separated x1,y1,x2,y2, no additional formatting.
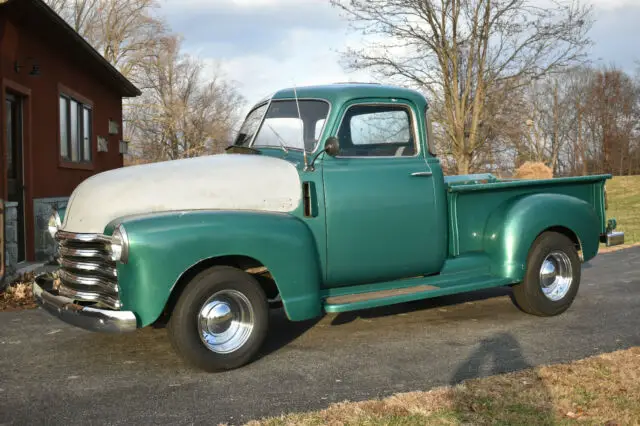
160,255,279,325
534,226,582,256
485,193,600,281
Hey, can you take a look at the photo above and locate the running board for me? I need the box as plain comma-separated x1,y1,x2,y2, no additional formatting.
325,285,440,305
323,275,515,313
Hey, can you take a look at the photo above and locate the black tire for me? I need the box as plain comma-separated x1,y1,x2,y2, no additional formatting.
167,266,268,372
511,231,581,317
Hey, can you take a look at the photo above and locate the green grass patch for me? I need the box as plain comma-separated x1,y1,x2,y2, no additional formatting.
605,175,640,244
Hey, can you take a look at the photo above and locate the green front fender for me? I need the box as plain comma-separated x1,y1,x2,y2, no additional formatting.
57,206,67,223
114,211,323,327
484,193,601,280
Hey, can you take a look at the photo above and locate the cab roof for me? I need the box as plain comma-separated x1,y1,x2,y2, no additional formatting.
259,83,429,110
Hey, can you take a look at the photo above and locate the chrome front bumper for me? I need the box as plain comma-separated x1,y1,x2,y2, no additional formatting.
33,274,137,333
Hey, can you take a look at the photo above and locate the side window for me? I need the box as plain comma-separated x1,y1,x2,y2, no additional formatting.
337,104,416,157
314,118,326,141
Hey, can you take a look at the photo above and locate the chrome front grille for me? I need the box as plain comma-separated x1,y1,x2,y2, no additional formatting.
55,231,121,310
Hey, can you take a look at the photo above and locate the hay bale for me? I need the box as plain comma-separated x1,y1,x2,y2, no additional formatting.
514,161,553,180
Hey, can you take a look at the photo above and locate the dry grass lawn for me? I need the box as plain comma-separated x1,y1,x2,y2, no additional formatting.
249,348,640,426
0,283,36,311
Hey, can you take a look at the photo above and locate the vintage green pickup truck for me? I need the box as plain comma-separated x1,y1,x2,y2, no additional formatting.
35,83,623,372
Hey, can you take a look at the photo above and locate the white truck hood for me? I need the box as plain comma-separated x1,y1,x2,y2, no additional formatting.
61,154,302,233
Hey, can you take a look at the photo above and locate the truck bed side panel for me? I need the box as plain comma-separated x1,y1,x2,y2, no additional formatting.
446,176,607,279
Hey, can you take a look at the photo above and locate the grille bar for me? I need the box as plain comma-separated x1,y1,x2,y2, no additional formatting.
58,257,117,278
58,284,122,310
55,231,120,310
58,269,118,293
56,230,113,244
58,245,111,261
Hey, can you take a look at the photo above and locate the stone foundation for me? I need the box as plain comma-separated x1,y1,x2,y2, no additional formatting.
4,201,18,276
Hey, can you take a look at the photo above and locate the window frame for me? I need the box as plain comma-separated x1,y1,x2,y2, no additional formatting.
334,101,421,159
425,106,437,157
58,84,94,170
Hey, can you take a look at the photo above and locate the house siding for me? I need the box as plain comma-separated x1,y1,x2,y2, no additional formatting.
0,7,126,267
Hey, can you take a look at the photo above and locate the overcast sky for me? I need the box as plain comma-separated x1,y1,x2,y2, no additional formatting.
160,0,640,108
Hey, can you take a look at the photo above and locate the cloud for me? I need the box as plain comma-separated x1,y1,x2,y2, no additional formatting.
207,27,372,111
589,0,640,10
588,1,640,71
160,0,344,58
159,0,640,107
160,0,372,104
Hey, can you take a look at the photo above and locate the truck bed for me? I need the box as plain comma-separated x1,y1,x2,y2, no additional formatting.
444,173,610,257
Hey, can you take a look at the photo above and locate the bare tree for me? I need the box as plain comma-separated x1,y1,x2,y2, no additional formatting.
516,75,578,174
332,0,593,174
93,0,167,80
44,0,166,81
45,0,99,34
536,66,640,177
583,67,639,174
126,37,245,163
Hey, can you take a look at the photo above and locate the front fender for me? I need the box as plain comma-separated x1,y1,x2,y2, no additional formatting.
113,211,323,327
484,193,600,280
57,206,67,223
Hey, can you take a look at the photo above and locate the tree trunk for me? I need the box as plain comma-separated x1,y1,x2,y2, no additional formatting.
551,82,559,173
457,153,472,175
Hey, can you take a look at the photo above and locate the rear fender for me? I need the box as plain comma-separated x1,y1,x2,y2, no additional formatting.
484,193,600,280
113,211,323,327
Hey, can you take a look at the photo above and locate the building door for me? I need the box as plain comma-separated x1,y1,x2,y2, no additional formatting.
5,93,26,263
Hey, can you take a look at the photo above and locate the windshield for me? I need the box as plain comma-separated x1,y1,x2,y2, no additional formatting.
235,100,330,152
233,103,268,147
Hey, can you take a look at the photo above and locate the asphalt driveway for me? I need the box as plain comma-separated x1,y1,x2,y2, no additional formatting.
1,248,639,425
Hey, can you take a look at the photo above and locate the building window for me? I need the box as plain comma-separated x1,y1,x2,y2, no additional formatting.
60,94,92,162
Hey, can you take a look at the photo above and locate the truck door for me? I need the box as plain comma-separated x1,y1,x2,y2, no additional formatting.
322,100,446,288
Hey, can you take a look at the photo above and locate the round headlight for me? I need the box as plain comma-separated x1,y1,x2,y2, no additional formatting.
110,224,129,263
48,210,61,239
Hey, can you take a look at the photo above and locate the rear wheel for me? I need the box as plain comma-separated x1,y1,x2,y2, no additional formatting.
512,231,581,317
167,266,269,372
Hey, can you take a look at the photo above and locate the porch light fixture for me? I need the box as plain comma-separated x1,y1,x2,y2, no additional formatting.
14,57,40,76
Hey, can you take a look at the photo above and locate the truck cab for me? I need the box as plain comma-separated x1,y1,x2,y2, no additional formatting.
35,83,623,372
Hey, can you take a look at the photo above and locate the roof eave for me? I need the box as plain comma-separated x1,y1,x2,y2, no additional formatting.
27,0,141,97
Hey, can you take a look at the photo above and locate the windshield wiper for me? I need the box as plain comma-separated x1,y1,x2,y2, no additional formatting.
225,145,261,155
265,123,290,155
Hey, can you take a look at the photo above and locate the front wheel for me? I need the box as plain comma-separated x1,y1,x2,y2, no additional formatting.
167,266,269,372
511,231,581,317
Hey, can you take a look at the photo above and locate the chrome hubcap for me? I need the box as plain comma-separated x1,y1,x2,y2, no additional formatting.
197,290,254,354
539,251,573,301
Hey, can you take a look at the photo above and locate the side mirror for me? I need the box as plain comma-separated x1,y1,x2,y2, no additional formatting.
324,137,340,157
305,136,340,171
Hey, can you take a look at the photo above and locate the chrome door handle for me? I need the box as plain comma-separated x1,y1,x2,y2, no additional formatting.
411,172,433,177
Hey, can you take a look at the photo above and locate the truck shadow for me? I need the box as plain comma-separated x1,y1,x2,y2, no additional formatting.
447,332,554,424
330,286,514,326
66,307,321,371
258,309,322,359
63,287,527,371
